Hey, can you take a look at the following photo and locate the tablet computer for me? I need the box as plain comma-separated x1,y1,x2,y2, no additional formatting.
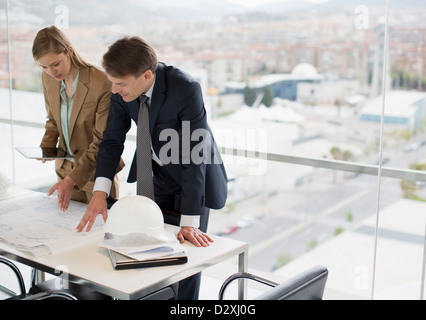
15,147,73,160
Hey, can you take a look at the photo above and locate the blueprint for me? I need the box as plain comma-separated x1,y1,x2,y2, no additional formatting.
0,192,103,256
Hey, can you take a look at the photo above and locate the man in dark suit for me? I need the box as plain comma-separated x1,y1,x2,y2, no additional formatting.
76,36,227,299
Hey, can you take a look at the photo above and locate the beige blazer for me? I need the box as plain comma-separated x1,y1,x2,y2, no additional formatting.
40,65,124,196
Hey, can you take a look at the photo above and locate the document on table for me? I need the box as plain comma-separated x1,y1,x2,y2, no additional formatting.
99,230,184,261
0,192,103,257
100,232,187,270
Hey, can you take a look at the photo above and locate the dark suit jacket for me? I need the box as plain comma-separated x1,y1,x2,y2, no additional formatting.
96,62,227,216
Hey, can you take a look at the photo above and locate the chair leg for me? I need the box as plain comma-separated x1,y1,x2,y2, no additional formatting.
0,257,26,296
219,272,279,300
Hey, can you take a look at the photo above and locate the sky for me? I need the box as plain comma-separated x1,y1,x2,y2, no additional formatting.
227,0,330,8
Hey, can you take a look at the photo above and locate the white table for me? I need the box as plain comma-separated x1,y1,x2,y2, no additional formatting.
1,233,248,300
0,190,248,300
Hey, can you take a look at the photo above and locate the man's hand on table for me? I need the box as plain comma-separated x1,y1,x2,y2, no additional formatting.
76,191,107,232
177,226,214,247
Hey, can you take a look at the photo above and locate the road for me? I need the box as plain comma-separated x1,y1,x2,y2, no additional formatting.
213,142,425,272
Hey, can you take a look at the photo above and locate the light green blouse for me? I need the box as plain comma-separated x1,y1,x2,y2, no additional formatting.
59,71,79,157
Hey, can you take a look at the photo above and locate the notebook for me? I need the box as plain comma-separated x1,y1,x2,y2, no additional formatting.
103,233,187,270
107,248,188,270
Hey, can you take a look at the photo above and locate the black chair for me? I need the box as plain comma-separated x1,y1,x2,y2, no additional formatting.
30,278,178,300
28,278,110,300
1,250,179,300
0,257,77,300
14,291,77,300
0,256,26,298
219,265,328,300
1,257,177,300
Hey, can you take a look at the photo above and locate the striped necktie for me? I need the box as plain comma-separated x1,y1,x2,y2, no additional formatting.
136,94,154,200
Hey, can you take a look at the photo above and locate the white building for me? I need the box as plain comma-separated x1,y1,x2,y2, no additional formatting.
360,90,426,132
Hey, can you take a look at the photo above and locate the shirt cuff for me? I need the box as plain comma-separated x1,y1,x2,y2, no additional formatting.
95,177,200,229
180,214,200,228
93,177,112,197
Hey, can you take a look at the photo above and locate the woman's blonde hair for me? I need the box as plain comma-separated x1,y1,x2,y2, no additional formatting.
32,25,90,68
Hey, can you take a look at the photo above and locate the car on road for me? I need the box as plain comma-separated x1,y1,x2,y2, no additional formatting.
404,142,420,152
218,225,239,236
236,215,256,229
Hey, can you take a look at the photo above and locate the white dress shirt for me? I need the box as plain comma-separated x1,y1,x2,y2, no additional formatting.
93,80,200,228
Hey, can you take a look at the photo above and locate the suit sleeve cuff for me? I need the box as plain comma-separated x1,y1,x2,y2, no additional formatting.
93,177,112,197
180,215,200,228
94,178,201,228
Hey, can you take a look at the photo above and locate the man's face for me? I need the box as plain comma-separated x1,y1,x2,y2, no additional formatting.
107,71,153,102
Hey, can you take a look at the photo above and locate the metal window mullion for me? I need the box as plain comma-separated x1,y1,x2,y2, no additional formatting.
6,0,15,183
220,147,426,182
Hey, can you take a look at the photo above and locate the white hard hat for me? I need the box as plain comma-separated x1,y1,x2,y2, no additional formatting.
104,195,168,241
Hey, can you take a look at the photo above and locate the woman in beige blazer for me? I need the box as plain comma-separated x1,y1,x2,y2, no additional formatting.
32,26,123,211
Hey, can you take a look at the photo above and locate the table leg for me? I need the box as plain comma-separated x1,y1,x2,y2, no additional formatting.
31,268,45,286
238,249,248,300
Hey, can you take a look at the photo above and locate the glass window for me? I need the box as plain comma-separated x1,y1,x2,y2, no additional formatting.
0,0,14,190
2,0,425,299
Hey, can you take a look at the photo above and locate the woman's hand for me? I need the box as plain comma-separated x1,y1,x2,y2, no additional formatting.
47,176,76,211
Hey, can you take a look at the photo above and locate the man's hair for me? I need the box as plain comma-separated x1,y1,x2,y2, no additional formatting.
102,36,157,78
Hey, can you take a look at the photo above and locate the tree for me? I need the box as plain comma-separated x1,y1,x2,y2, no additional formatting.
243,85,257,107
330,146,353,161
261,86,273,107
400,179,416,197
330,147,342,160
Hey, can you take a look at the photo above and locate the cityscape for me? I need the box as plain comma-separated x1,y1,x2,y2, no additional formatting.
1,0,425,94
1,0,426,299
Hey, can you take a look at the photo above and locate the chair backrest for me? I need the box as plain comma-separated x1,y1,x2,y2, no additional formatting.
256,265,328,300
0,257,26,298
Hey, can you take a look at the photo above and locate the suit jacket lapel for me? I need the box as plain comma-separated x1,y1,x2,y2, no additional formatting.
69,67,89,139
42,72,63,137
149,63,166,136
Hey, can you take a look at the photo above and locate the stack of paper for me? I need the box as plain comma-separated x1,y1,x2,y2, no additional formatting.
99,228,184,261
99,228,188,269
